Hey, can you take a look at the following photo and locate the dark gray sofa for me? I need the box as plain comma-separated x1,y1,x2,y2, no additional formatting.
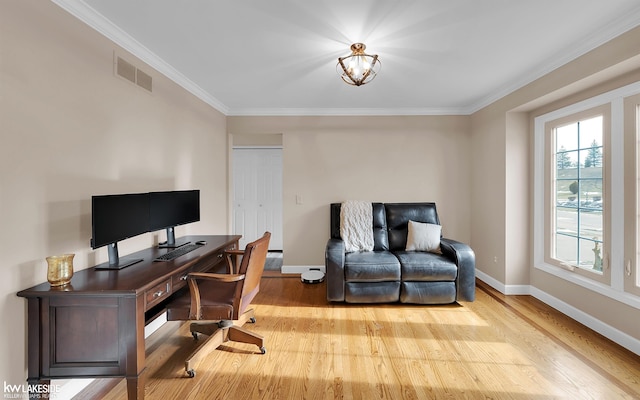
325,202,475,304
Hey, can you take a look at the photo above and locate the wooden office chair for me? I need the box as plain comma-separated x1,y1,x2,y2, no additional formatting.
166,232,271,378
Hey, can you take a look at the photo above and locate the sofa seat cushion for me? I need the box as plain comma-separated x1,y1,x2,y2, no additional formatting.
345,251,400,282
394,251,457,281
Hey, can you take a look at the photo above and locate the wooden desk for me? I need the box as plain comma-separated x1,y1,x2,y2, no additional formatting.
17,235,240,400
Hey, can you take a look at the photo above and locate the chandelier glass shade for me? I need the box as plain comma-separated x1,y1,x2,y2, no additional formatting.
337,43,381,86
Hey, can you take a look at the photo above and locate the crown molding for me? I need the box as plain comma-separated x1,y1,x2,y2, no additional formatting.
226,107,471,117
51,0,229,115
52,1,640,117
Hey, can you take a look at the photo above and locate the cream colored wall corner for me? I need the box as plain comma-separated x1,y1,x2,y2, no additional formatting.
1,0,228,392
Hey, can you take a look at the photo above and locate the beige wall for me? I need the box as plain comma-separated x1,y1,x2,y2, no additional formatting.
470,108,507,283
469,109,529,286
1,0,228,387
232,133,283,147
505,112,530,286
470,26,640,342
228,116,472,266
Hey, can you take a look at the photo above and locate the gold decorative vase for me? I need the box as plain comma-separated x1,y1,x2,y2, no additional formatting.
46,254,74,287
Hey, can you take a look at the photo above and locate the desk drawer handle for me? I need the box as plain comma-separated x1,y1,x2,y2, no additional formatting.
153,291,164,298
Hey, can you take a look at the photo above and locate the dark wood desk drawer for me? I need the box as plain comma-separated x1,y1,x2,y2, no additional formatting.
145,279,172,309
172,249,229,289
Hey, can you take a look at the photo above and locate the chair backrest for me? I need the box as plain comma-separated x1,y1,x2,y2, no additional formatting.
235,232,271,316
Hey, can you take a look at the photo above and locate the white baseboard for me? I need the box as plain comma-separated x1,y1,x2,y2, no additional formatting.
530,287,640,356
475,271,640,356
475,270,530,295
281,265,325,274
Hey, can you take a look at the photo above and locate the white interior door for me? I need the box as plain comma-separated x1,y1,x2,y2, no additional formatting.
232,148,283,250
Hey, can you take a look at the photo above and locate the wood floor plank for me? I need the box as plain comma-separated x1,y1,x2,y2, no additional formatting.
82,276,640,400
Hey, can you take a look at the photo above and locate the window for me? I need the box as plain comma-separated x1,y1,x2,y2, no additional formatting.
624,93,640,296
544,106,610,284
534,81,640,307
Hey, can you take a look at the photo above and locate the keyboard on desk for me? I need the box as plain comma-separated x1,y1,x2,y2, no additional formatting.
154,243,202,262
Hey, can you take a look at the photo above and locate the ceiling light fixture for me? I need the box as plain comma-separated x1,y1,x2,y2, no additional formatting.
337,43,381,86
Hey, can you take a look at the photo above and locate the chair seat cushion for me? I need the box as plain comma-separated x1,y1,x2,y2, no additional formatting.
166,280,236,321
394,251,457,281
344,251,400,282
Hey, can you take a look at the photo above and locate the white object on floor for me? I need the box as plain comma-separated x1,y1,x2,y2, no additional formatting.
301,270,325,284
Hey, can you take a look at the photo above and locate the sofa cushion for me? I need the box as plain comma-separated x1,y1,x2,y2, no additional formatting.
344,251,400,282
345,282,400,303
385,203,440,251
401,282,456,304
394,251,457,281
372,203,389,251
406,220,442,253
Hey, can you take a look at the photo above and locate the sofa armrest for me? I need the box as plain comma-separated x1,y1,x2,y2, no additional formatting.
325,238,346,302
440,238,476,301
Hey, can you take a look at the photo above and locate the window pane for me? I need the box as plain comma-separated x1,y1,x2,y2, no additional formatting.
556,179,579,204
556,207,577,236
578,238,603,273
580,209,603,242
556,123,578,151
582,180,603,209
555,234,577,266
579,147,602,172
552,111,604,272
579,116,603,149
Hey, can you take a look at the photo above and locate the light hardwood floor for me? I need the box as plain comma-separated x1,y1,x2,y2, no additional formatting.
81,275,640,399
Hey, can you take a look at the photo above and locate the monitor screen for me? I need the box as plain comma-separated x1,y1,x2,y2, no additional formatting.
91,193,150,249
149,190,200,232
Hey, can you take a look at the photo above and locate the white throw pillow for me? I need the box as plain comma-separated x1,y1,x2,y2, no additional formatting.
405,220,442,254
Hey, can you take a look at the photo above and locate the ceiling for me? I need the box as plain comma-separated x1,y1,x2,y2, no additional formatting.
55,0,640,116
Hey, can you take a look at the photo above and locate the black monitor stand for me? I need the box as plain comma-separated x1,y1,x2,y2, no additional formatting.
157,227,191,249
94,242,143,270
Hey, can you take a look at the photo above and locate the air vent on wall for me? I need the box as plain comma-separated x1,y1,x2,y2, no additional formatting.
115,55,153,93
136,69,152,91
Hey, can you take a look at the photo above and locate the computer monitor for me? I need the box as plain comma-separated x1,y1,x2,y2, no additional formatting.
91,193,149,269
150,190,200,248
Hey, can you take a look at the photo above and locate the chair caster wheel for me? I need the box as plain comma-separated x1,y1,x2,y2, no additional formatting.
192,332,198,341
187,369,196,378
249,317,256,323
260,346,266,354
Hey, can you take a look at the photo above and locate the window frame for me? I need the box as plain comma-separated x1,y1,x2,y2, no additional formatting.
534,81,640,310
543,105,611,285
624,93,640,297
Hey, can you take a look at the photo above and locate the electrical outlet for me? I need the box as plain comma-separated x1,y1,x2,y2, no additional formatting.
494,256,498,263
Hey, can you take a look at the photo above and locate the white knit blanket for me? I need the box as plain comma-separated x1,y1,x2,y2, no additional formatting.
340,201,374,252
